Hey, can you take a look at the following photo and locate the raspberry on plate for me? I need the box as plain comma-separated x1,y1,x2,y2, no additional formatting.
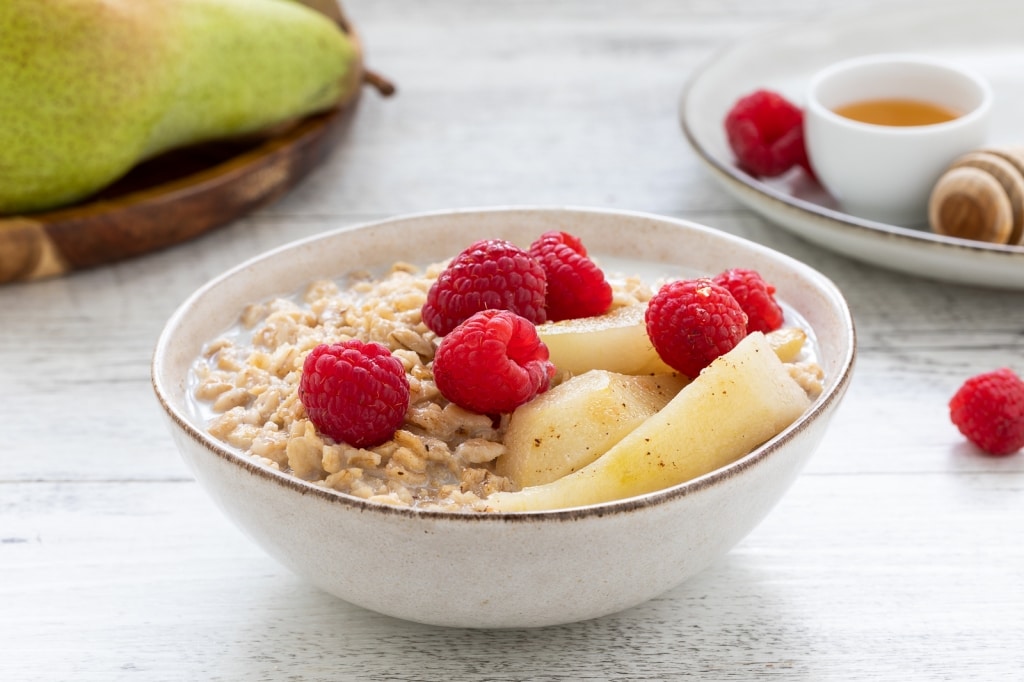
949,368,1024,456
432,309,556,415
298,340,411,449
528,230,613,321
713,268,785,334
724,89,810,178
645,278,748,379
422,239,547,337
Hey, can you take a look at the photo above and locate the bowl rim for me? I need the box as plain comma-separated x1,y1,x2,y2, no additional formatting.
152,205,856,523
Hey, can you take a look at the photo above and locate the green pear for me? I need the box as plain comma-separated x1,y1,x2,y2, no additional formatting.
0,0,360,214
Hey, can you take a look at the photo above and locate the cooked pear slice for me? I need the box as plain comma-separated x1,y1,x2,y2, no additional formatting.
496,370,688,487
488,332,812,512
767,327,808,363
536,304,673,376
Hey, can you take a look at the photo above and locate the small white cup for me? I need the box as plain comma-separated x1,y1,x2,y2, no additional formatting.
805,54,993,226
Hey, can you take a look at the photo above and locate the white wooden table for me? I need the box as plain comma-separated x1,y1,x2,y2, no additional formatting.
3,1,1023,679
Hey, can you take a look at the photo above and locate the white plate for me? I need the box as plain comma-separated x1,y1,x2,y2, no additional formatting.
680,0,1024,289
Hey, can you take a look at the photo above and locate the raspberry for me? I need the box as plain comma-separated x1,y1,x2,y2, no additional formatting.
949,368,1024,456
724,89,810,178
712,268,784,334
432,309,556,414
422,239,547,337
645,278,748,379
298,340,410,449
528,231,613,321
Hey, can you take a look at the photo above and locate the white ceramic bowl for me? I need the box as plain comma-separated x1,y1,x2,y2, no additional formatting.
805,53,992,225
152,207,855,628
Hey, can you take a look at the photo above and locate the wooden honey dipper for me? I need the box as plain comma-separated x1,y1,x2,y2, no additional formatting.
929,146,1024,245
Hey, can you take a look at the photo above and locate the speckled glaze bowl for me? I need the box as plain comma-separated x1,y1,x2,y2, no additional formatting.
152,207,855,628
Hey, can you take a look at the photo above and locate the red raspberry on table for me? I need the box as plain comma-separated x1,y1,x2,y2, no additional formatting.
645,278,748,379
432,309,556,415
713,268,785,334
422,239,547,337
724,89,810,178
298,340,410,449
948,368,1024,456
528,230,613,321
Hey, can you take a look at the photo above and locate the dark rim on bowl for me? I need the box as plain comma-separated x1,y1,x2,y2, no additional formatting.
152,206,857,523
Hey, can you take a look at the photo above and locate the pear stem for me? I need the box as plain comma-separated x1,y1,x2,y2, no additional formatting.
363,69,396,97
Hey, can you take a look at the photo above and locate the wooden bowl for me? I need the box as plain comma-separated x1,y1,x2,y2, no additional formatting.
0,1,389,285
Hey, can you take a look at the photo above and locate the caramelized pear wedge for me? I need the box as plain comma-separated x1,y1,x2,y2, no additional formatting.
487,332,812,512
495,370,688,487
766,327,808,363
536,304,674,376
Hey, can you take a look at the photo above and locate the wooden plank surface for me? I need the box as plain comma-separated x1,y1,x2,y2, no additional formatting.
2,0,1023,679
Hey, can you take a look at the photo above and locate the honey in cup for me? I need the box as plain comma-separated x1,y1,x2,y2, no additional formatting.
804,54,993,225
833,98,962,127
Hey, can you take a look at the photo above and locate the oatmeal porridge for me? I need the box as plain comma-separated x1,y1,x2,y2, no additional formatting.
191,252,823,513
